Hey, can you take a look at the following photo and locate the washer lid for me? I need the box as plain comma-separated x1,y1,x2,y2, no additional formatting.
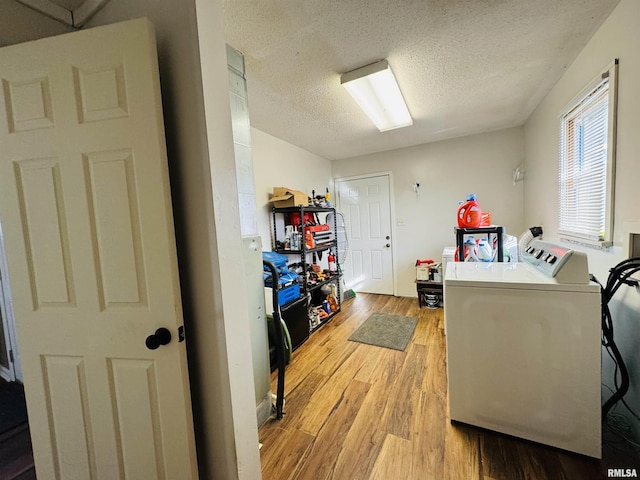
444,262,600,293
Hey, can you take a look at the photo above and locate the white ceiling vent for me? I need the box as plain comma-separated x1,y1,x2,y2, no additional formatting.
16,0,110,27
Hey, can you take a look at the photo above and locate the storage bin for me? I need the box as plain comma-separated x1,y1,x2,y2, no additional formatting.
277,283,300,306
280,296,310,351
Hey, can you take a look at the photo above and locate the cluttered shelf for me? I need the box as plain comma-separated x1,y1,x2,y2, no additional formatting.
307,274,341,293
271,205,334,214
310,309,339,332
264,188,343,370
275,243,335,255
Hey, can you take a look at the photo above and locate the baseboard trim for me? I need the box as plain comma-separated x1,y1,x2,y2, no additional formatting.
256,392,273,427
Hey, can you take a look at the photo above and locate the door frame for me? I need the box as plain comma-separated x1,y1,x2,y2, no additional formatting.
334,171,397,296
0,222,20,382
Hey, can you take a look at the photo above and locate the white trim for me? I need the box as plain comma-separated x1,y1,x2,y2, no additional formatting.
256,392,273,428
558,59,618,245
334,171,396,296
0,366,12,382
0,224,19,382
0,279,14,381
605,60,618,246
558,60,616,119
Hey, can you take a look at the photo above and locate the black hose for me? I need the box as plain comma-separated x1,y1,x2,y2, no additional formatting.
599,258,640,419
263,260,286,420
601,309,630,417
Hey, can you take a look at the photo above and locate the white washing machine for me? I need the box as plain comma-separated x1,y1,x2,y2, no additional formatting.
444,240,601,458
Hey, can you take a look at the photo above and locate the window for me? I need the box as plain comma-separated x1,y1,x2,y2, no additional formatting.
558,60,618,245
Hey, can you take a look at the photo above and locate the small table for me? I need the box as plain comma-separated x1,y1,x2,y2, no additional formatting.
416,280,443,308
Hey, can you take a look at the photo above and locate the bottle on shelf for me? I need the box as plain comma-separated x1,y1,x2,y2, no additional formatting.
306,230,315,249
327,283,338,312
328,252,336,273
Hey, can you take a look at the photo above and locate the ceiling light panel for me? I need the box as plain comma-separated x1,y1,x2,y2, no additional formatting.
341,59,412,132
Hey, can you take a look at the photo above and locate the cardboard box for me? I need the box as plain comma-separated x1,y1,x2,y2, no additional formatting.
269,187,309,208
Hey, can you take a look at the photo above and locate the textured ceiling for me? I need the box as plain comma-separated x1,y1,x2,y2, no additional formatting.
223,0,620,160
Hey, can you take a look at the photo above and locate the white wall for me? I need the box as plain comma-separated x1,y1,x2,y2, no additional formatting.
332,127,526,297
0,0,72,46
524,0,640,439
227,46,272,427
252,127,333,251
86,2,261,479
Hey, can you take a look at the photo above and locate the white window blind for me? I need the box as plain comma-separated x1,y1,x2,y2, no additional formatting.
559,61,617,244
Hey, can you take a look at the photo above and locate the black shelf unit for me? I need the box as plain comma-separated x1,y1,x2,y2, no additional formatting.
311,310,340,333
272,205,342,332
454,226,505,262
416,280,443,308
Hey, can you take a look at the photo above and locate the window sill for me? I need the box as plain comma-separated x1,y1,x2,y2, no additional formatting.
559,235,613,251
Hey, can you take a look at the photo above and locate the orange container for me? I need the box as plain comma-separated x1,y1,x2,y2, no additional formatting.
480,211,491,226
457,197,482,228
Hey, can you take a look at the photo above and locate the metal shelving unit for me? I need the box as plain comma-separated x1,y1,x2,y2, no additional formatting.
272,206,342,332
454,226,505,262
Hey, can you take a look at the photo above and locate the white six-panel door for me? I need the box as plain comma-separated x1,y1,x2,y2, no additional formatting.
0,19,198,479
337,175,393,295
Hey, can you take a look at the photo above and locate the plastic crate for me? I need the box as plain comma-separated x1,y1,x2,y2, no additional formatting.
277,283,300,306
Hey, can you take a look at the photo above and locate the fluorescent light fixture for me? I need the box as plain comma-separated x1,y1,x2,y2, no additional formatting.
341,59,413,132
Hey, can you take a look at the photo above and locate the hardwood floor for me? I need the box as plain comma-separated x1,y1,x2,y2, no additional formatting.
0,423,35,480
258,293,638,480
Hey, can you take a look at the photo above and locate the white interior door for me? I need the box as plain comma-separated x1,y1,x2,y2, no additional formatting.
0,19,198,479
337,175,394,295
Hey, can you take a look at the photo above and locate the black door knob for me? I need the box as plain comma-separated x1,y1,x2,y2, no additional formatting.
145,327,172,350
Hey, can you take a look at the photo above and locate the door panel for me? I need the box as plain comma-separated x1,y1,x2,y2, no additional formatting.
42,355,94,479
337,175,393,294
0,19,198,479
109,358,165,479
14,158,74,307
85,149,147,309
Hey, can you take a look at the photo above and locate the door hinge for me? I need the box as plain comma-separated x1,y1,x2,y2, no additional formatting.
178,325,185,342
9,350,13,362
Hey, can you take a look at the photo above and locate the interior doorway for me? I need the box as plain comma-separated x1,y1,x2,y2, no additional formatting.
0,223,20,383
0,222,31,479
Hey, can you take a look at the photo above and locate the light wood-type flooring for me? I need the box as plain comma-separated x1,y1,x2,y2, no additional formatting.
258,293,638,480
